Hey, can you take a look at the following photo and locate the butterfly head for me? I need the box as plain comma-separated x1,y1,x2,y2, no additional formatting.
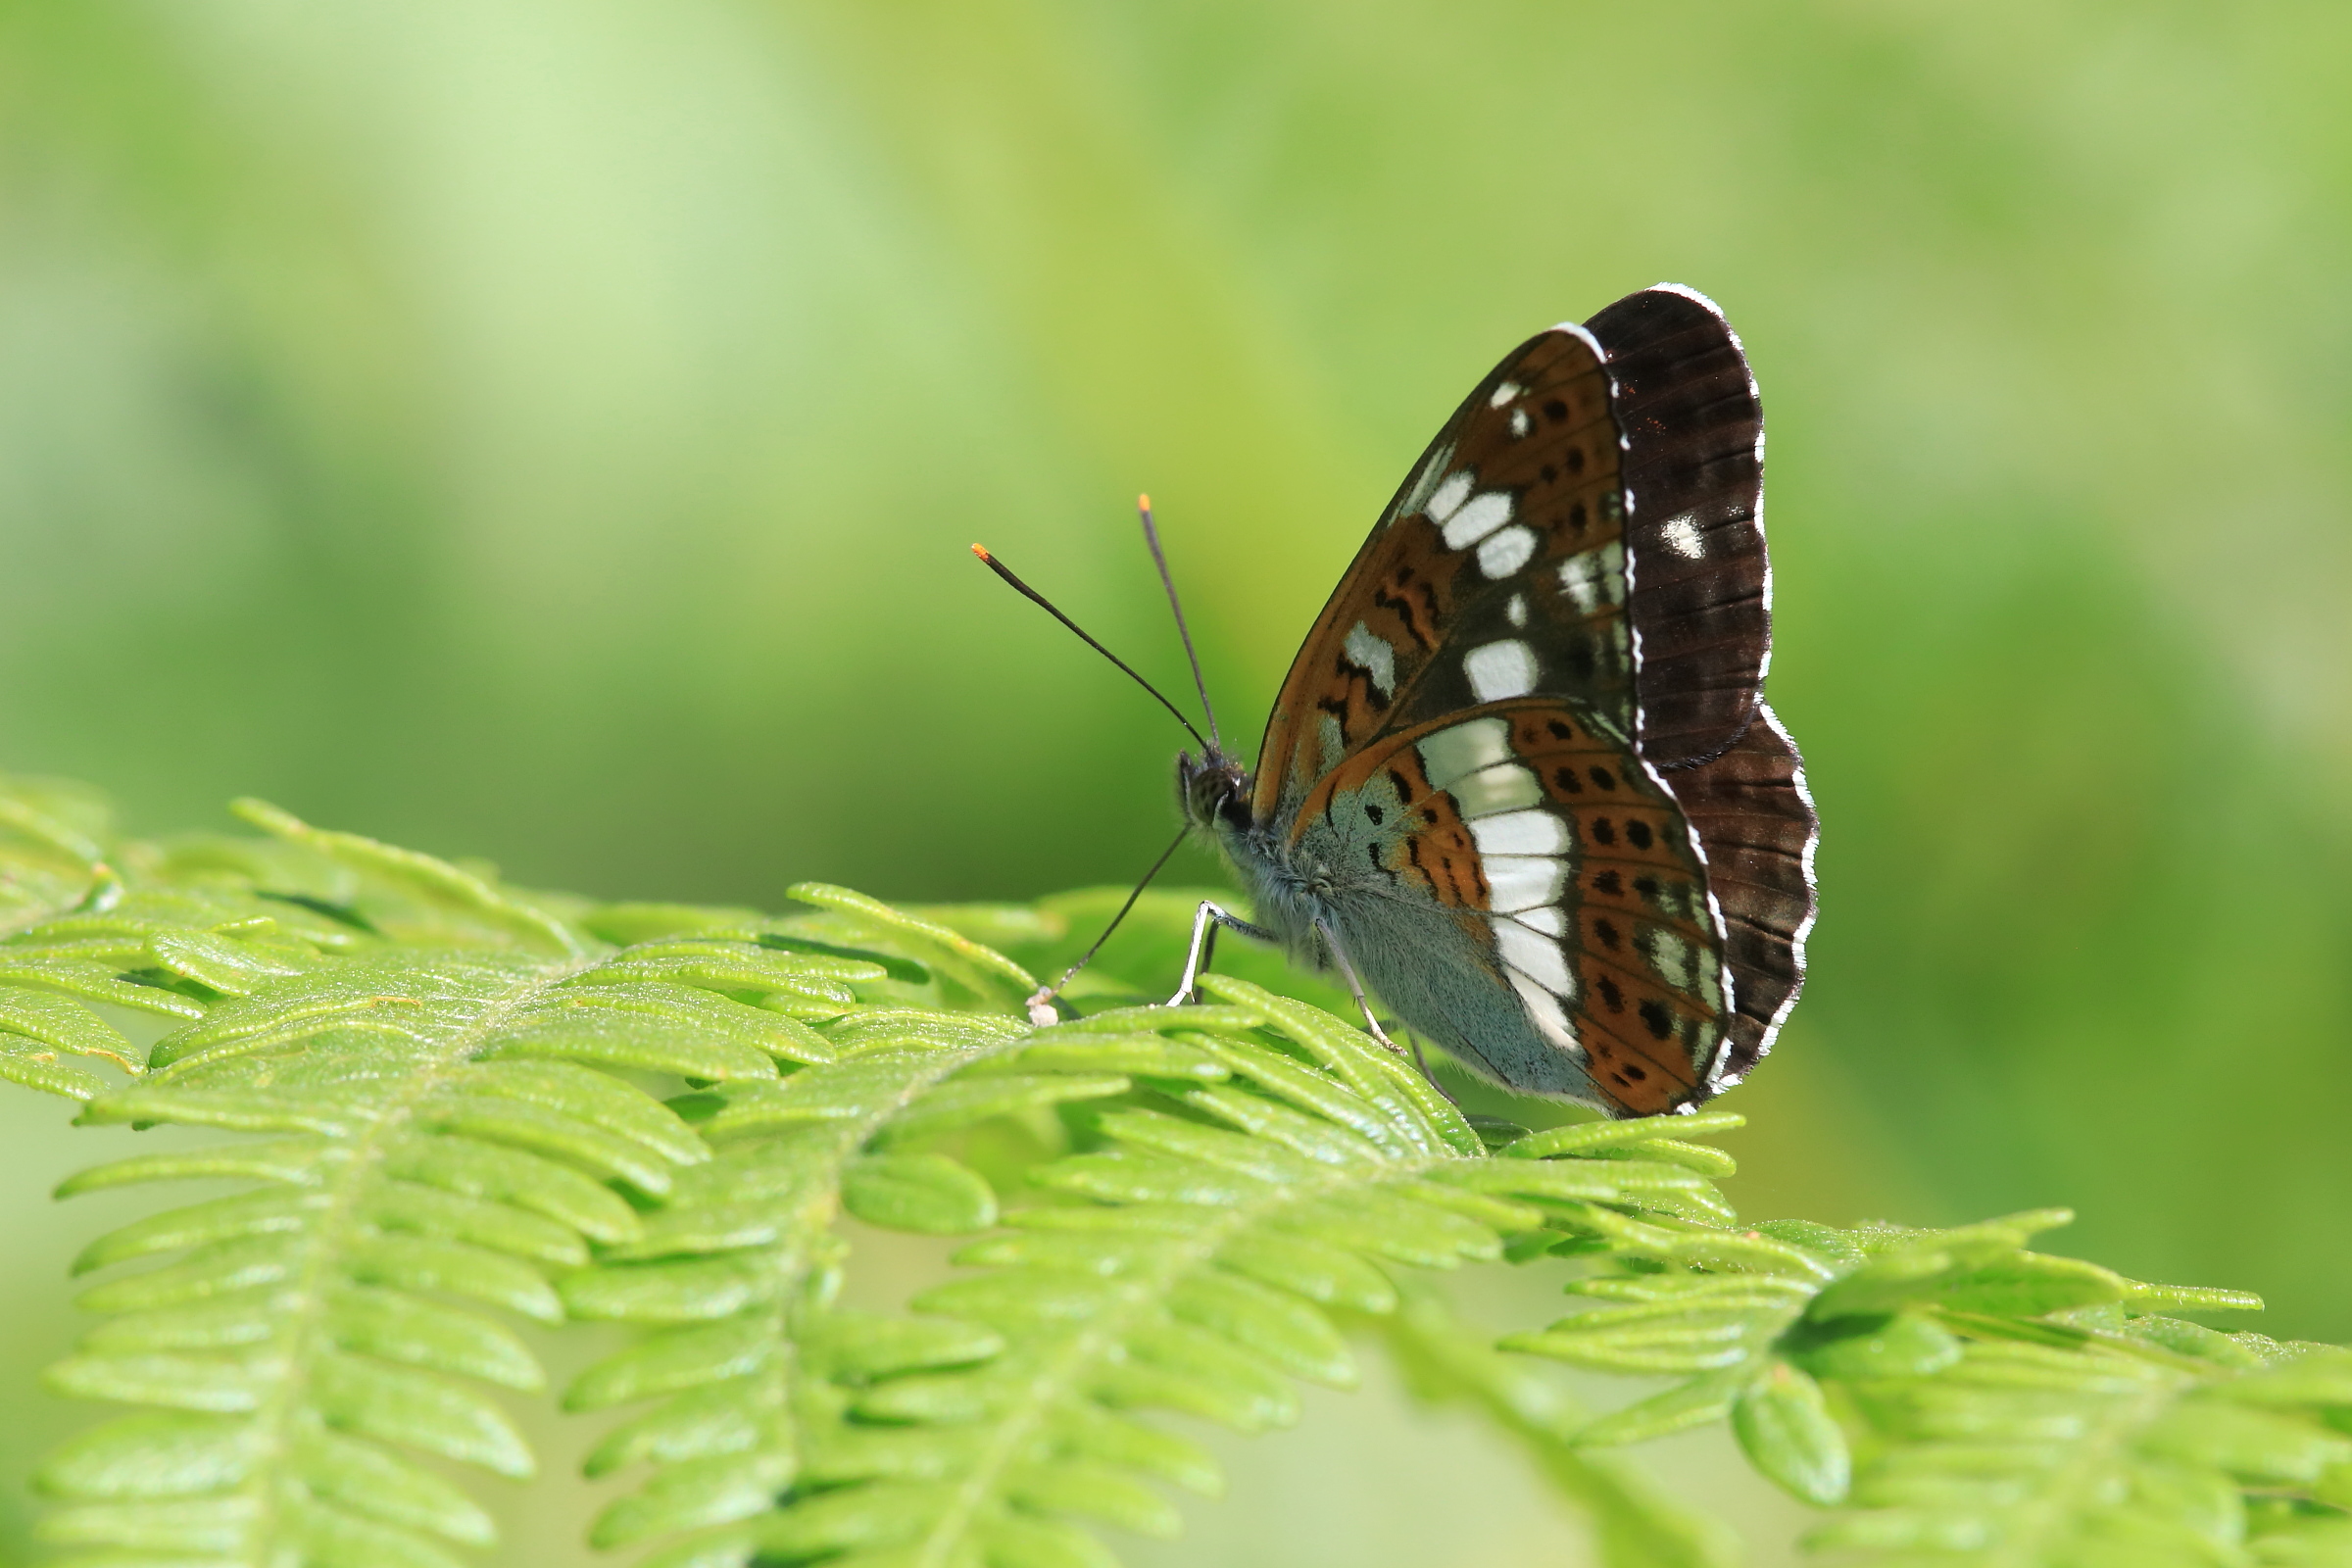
1176,749,1252,836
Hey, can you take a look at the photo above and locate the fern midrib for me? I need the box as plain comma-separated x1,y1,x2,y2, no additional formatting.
910,1138,1470,1567
597,1032,1031,1544
769,1037,1027,1294
235,946,601,1552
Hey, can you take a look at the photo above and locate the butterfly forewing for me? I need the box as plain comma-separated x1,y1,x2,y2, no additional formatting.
1250,325,1636,823
1585,286,1770,769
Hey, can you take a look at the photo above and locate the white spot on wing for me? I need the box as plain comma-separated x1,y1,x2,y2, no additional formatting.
1397,442,1457,521
1660,514,1704,559
1557,541,1626,614
1511,905,1567,937
1476,524,1538,579
1450,762,1543,817
1485,854,1566,912
1343,621,1396,697
1489,380,1522,408
1645,929,1694,989
1441,491,1514,550
1469,808,1568,857
1494,920,1573,994
1463,638,1538,701
1426,470,1474,522
1509,971,1582,1054
1315,712,1345,772
1509,408,1531,439
1506,594,1527,627
1416,718,1511,789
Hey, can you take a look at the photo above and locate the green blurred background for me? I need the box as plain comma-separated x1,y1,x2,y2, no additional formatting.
3,2,2348,1563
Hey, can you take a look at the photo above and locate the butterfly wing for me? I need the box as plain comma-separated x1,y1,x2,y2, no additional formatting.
1586,284,1771,769
1248,283,1772,823
1665,700,1818,1083
1288,700,1729,1114
1234,283,1810,1114
1248,322,1633,826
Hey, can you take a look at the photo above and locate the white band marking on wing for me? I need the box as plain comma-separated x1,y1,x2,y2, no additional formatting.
1449,762,1542,816
1342,621,1396,698
1476,524,1538,579
1469,808,1568,856
1463,638,1538,701
1416,717,1512,789
1441,491,1514,550
1426,470,1474,522
1484,854,1566,912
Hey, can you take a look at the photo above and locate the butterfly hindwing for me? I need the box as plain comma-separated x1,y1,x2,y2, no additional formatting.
1294,701,1732,1115
1665,700,1818,1083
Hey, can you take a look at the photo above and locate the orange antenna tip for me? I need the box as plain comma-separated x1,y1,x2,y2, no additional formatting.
970,543,994,562
1137,493,1152,514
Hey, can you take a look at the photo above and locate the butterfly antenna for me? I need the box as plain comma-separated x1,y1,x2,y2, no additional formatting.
1021,821,1191,1024
1134,495,1223,754
970,543,1209,753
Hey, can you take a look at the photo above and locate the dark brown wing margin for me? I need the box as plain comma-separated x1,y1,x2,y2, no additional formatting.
1663,701,1817,1088
1585,284,1770,769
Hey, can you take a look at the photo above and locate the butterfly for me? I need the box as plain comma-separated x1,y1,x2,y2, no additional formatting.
1171,283,1818,1117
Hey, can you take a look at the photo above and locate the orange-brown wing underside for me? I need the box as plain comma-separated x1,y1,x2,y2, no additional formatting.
1250,328,1631,824
1298,700,1731,1115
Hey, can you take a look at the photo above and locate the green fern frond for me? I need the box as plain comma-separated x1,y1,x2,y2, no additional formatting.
0,772,117,927
1501,1194,2352,1564
12,778,2351,1568
1372,1278,1740,1568
598,967,1748,1568
552,892,1129,1558
27,804,861,1568
1816,1327,2352,1566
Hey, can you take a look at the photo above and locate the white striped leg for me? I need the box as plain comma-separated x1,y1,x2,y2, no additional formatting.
1166,901,1275,1005
1315,919,1405,1058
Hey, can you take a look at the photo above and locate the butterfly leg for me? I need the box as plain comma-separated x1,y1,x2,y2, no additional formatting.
1313,919,1409,1060
1316,927,1462,1101
1166,900,1275,1005
1399,1029,1462,1106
